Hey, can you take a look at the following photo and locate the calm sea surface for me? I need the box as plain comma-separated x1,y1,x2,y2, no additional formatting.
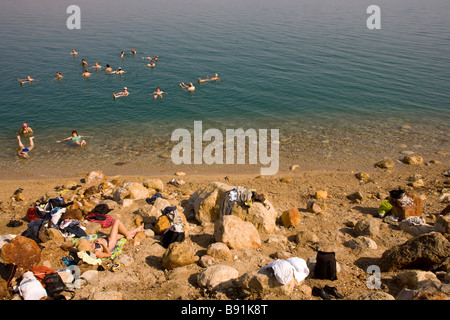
0,0,449,178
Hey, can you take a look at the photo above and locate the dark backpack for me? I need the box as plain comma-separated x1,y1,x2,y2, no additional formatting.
162,228,185,248
43,273,66,297
42,273,75,300
0,262,18,287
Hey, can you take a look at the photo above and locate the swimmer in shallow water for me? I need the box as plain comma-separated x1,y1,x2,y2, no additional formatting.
113,87,129,99
17,136,34,158
71,49,78,55
179,82,195,92
152,87,167,100
105,64,113,73
56,130,90,147
131,49,137,55
55,72,63,80
81,59,88,67
147,60,156,68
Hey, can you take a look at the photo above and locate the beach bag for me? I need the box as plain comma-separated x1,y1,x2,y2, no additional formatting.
43,273,67,297
162,226,185,248
0,262,18,287
314,251,337,280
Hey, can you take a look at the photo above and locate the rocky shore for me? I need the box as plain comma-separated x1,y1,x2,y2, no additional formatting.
0,158,449,301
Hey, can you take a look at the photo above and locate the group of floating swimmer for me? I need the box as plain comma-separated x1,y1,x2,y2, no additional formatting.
18,48,223,101
15,123,90,159
15,48,223,158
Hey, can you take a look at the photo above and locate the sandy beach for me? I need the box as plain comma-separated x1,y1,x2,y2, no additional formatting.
1,154,449,300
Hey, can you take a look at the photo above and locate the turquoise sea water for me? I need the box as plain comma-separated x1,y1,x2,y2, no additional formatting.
0,0,449,178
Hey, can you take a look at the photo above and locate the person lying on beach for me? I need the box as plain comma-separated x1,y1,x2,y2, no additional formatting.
17,136,34,159
18,76,36,86
179,82,195,92
111,67,126,75
56,130,90,146
152,87,167,100
113,87,129,99
81,59,88,67
71,49,78,55
75,219,144,259
105,64,113,73
55,72,63,80
91,62,102,70
82,68,91,78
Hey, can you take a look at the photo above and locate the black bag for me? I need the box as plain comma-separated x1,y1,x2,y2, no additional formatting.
43,273,67,297
314,251,337,280
0,262,17,286
162,229,185,248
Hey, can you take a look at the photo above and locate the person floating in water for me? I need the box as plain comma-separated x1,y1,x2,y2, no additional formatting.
179,82,195,92
131,49,137,55
55,72,63,80
152,87,167,100
111,67,126,75
56,130,90,147
113,87,129,99
82,68,91,78
210,73,223,81
197,73,223,83
147,60,156,68
71,49,78,55
105,64,113,73
81,59,88,67
120,51,125,59
91,62,102,70
17,136,35,159
18,76,36,86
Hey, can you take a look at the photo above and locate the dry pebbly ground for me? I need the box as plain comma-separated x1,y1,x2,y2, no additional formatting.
0,161,449,301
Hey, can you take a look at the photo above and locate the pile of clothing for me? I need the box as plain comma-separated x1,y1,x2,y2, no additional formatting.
220,186,267,217
261,257,310,285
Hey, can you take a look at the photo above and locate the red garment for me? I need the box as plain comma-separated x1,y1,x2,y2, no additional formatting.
26,207,39,222
86,213,115,228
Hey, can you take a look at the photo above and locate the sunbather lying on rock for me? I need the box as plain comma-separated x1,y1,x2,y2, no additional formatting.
72,219,144,259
